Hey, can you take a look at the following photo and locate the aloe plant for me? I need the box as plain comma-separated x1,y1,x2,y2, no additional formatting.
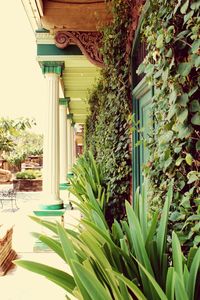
14,161,200,299
70,151,110,217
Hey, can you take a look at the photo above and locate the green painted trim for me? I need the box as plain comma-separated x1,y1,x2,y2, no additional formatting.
59,182,71,190
39,203,64,210
37,44,82,56
131,1,150,89
33,209,65,217
40,61,64,75
132,77,150,99
59,98,70,106
67,172,74,179
132,95,140,196
131,0,150,58
132,83,154,196
35,28,50,33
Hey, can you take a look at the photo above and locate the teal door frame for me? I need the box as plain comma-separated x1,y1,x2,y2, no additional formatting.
132,77,154,195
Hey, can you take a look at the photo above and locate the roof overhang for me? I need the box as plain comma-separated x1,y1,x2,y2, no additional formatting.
36,32,100,124
22,0,111,32
22,0,110,124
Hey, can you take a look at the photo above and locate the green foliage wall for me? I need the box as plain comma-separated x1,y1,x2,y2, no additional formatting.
139,0,200,249
85,0,132,224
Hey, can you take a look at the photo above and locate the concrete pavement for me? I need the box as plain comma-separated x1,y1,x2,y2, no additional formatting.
0,188,80,300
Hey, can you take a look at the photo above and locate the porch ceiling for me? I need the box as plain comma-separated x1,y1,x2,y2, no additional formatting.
62,56,100,123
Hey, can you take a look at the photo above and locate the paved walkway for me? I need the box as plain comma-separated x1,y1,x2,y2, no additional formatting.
0,187,80,300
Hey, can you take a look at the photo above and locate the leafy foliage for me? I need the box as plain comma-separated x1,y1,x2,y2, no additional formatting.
85,0,132,224
70,151,110,218
0,117,35,152
3,131,43,169
16,170,42,179
138,0,200,251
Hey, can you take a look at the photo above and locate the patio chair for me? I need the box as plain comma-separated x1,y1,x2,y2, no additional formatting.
0,184,19,212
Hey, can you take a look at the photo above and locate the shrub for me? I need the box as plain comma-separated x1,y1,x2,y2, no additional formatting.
16,170,42,180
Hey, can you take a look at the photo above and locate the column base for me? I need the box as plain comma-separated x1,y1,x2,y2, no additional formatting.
33,209,65,217
33,198,64,219
59,182,71,190
67,172,74,180
39,202,64,210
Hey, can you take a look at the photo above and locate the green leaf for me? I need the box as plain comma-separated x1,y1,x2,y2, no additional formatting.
169,90,177,104
174,273,189,300
166,267,175,300
178,62,192,76
33,233,66,262
134,258,168,300
194,55,200,68
180,0,189,14
188,86,198,97
175,157,184,166
156,34,164,48
162,68,169,82
185,153,193,166
196,140,200,151
172,232,184,283
72,261,113,300
146,211,159,248
167,104,178,120
114,272,147,300
174,124,193,139
166,48,173,58
184,10,194,23
190,100,200,112
191,112,200,125
187,171,199,184
14,260,76,293
157,183,173,270
177,109,188,123
177,94,189,107
191,39,200,53
191,1,200,10
57,223,78,264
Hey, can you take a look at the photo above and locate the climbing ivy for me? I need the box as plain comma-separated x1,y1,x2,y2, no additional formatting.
139,0,200,250
85,0,132,225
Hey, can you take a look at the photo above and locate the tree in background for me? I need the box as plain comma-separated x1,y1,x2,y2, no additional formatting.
0,117,35,153
0,117,43,171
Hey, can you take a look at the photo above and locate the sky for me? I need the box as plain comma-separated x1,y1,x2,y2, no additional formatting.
0,1,46,133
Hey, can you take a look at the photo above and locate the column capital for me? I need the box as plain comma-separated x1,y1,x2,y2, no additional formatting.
40,61,64,75
59,97,70,106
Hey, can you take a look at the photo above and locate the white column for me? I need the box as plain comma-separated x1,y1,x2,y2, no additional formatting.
43,72,61,203
66,116,72,173
71,124,76,165
59,99,68,184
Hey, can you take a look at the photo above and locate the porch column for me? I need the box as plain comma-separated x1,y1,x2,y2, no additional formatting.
59,98,68,185
67,114,73,173
42,61,64,204
71,123,76,165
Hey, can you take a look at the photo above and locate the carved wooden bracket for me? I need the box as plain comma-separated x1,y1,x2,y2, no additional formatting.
55,31,104,68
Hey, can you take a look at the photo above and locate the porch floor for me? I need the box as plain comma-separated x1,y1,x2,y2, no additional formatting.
0,189,80,300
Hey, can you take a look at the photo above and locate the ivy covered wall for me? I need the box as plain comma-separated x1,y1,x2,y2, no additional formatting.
85,0,135,224
139,0,200,249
